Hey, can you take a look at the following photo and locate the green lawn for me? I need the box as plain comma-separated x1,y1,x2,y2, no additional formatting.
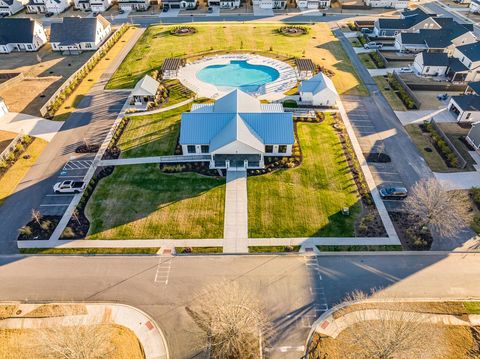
164,80,194,106
358,53,376,69
248,118,361,238
20,248,160,255
85,166,226,239
107,23,366,96
373,76,406,111
119,104,189,158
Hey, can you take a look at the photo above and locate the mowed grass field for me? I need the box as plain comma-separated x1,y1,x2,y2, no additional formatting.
107,23,366,96
85,105,226,239
248,118,361,238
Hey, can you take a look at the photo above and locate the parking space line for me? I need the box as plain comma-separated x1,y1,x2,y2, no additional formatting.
46,194,74,197
154,256,173,284
59,175,85,178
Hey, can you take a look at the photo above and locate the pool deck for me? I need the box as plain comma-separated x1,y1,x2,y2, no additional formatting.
176,54,297,101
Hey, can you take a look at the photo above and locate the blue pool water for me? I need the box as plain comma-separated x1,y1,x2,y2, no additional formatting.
196,60,280,92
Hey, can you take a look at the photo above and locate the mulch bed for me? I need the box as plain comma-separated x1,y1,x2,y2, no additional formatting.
170,26,197,36
279,26,308,36
17,215,61,241
390,211,432,250
160,161,220,177
60,166,115,240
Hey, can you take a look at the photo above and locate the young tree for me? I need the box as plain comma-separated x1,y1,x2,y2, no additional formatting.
185,281,271,359
309,291,446,359
34,316,114,359
31,209,42,226
403,178,470,238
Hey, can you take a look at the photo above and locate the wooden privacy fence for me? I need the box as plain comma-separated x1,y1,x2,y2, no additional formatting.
430,118,467,169
40,24,130,118
375,49,388,66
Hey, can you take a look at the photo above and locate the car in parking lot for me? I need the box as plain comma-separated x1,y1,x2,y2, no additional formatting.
363,42,383,49
399,67,413,73
207,6,213,12
53,180,86,194
45,12,54,17
379,186,408,199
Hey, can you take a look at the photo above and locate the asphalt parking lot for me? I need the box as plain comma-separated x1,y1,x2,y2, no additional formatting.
38,156,93,216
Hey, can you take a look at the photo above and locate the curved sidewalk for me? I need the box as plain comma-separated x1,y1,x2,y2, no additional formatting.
0,303,169,359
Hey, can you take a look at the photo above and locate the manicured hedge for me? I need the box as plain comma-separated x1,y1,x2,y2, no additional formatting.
424,122,459,167
387,74,416,109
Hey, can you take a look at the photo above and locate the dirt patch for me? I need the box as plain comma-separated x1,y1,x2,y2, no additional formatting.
390,211,432,250
23,304,87,318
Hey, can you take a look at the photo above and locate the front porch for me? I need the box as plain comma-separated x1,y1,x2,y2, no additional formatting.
211,154,264,170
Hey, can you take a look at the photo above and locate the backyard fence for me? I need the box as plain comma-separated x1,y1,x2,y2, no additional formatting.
430,118,467,169
0,131,25,162
39,24,130,118
375,49,389,66
406,82,467,92
341,4,371,10
392,71,422,109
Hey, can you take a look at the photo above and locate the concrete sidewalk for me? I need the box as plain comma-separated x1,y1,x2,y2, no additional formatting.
127,98,194,117
434,171,480,190
0,303,169,359
223,169,248,253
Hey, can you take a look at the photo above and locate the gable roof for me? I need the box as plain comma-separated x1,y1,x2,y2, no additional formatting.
378,8,434,30
456,42,480,62
400,25,471,49
0,18,38,45
50,16,110,46
299,72,337,95
451,95,480,111
448,57,469,73
132,75,159,97
419,52,449,66
179,90,294,147
468,81,480,95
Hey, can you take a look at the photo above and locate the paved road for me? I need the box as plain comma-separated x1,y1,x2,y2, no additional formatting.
0,30,142,254
0,253,479,358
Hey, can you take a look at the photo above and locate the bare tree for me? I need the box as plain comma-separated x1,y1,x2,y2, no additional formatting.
403,178,470,237
315,291,447,359
186,281,271,359
33,315,114,359
31,209,42,226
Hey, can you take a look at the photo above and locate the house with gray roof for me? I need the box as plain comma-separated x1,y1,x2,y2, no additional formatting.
50,16,111,52
74,0,111,11
0,0,24,15
364,0,407,9
452,42,480,82
299,72,338,107
413,52,449,76
179,89,294,170
118,0,150,10
448,94,480,122
466,121,480,150
0,18,47,53
465,81,480,95
373,8,438,37
27,0,72,14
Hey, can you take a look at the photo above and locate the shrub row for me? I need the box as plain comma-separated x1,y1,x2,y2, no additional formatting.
369,52,385,68
45,24,130,118
423,121,459,167
0,135,33,177
387,74,416,109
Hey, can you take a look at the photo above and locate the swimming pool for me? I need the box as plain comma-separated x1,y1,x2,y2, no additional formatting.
196,60,280,92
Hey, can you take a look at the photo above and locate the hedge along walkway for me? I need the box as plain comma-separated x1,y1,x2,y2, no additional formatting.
0,138,47,207
52,27,139,122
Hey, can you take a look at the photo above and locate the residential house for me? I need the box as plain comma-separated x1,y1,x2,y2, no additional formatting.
162,0,195,9
295,59,316,80
299,72,338,107
413,52,449,76
0,18,47,53
0,0,24,16
0,97,8,118
161,58,185,80
470,0,480,13
452,42,480,81
74,0,111,11
394,19,475,54
50,16,111,52
131,75,159,106
207,0,239,8
296,0,330,9
252,0,286,9
373,8,438,37
118,0,150,10
466,121,480,150
465,81,480,95
364,0,407,9
448,94,480,122
179,89,294,170
27,0,71,13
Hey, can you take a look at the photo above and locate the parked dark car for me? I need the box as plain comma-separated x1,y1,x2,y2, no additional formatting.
119,8,125,13
45,12,54,17
379,187,408,199
162,6,168,11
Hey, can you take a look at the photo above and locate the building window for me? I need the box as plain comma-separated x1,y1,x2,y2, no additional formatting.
201,145,209,153
27,44,32,49
278,145,287,153
187,145,196,154
265,145,273,153
85,43,92,48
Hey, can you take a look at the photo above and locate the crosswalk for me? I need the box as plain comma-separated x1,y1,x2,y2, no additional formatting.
63,159,93,171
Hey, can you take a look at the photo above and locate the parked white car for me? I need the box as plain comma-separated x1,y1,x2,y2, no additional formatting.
53,180,86,194
399,67,413,73
363,42,383,49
